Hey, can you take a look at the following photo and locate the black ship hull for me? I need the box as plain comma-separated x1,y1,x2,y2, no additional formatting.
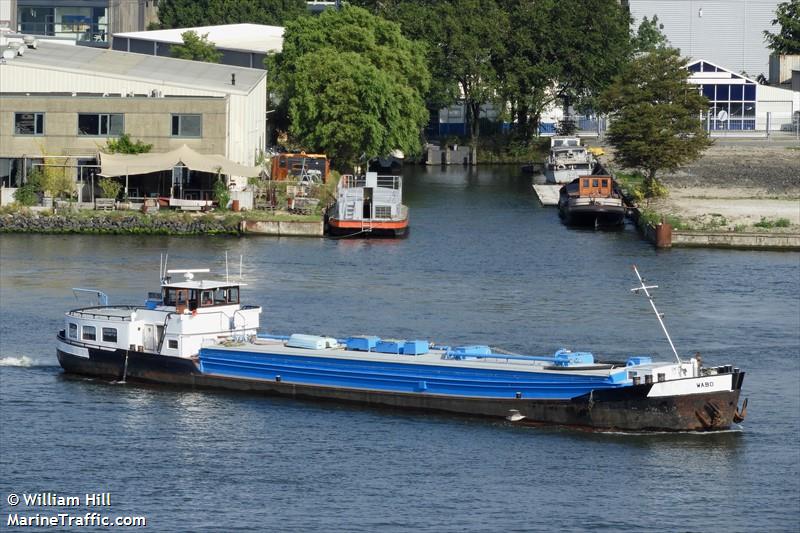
57,336,745,432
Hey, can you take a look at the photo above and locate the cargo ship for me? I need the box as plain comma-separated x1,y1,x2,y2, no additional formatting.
326,172,408,237
56,265,746,432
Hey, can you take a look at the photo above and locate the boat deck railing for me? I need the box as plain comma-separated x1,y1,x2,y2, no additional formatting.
67,305,144,321
340,174,402,190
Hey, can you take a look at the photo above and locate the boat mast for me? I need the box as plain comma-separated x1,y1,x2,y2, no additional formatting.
631,265,682,364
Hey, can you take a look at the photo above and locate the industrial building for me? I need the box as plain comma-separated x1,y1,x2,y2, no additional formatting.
112,23,284,69
0,37,266,201
4,0,156,46
687,59,799,132
626,0,783,77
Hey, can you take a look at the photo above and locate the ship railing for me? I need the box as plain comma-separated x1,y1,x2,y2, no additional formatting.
339,174,402,190
66,305,144,321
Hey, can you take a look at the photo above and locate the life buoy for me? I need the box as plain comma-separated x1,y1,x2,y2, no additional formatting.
556,164,566,170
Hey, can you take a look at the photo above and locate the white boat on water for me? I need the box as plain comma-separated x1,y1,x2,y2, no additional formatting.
542,137,595,184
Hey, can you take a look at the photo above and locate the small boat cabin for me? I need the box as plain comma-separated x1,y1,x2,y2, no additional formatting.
578,175,614,198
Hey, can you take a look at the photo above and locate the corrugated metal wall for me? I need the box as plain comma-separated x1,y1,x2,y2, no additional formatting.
629,0,781,76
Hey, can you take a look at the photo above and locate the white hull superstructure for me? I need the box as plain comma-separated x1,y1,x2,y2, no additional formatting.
543,137,595,184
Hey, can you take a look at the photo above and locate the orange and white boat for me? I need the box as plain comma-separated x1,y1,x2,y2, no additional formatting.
326,173,409,238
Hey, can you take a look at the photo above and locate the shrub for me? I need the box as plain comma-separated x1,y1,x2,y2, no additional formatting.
98,177,122,199
213,177,230,210
13,169,43,206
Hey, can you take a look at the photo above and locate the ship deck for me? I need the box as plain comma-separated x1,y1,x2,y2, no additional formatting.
210,336,625,378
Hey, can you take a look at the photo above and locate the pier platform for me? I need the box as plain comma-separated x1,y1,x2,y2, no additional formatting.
532,184,561,206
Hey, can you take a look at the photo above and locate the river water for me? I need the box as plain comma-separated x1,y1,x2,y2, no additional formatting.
1,165,798,532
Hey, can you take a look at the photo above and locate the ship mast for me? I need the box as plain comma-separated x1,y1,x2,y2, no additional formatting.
631,265,682,364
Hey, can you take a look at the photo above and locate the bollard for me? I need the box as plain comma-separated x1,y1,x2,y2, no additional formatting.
655,221,672,248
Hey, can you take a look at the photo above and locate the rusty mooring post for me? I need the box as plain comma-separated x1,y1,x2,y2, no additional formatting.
655,219,672,248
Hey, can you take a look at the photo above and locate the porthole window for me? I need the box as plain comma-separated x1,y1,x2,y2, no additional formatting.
102,328,117,343
168,339,178,349
82,326,96,341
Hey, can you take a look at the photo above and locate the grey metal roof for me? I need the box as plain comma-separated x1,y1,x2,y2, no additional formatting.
12,42,266,95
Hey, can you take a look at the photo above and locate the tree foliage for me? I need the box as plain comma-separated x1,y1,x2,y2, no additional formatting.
763,0,800,55
156,0,306,28
269,6,430,169
549,0,632,110
633,15,670,53
599,48,712,195
104,133,152,154
172,31,222,63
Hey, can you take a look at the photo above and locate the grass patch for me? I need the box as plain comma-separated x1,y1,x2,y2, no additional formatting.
753,217,792,228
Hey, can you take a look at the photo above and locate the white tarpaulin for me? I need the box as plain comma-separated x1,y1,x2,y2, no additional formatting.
99,145,261,177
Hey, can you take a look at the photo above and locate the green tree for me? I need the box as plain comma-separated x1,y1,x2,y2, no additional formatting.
554,0,631,112
763,0,800,55
494,0,559,136
172,31,222,63
104,133,152,154
632,15,670,53
269,6,430,170
156,0,306,28
599,48,712,196
353,1,510,151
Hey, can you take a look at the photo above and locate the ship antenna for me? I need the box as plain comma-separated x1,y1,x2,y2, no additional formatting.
225,251,229,283
631,265,681,364
163,254,169,281
239,254,243,281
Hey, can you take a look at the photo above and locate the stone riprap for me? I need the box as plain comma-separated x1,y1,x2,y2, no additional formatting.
0,212,240,235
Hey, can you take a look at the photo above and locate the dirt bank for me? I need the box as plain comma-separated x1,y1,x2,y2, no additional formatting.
605,142,800,230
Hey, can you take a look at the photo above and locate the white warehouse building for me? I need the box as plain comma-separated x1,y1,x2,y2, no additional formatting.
627,0,782,77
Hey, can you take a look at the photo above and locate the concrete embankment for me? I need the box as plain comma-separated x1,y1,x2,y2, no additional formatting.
636,216,800,250
0,211,324,237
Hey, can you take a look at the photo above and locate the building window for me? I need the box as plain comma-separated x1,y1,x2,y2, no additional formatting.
82,325,96,341
102,327,118,343
171,114,202,137
14,113,44,135
78,113,124,136
68,323,78,339
168,339,178,349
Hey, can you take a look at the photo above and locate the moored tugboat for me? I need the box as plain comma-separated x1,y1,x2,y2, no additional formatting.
57,265,746,432
558,175,627,227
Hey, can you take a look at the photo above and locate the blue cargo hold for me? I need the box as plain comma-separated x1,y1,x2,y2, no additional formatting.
403,340,429,355
346,336,381,352
375,340,405,354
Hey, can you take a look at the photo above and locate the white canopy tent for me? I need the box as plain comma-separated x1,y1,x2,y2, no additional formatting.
99,145,261,178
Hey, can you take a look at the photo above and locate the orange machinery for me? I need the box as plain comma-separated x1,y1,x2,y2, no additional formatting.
270,152,330,183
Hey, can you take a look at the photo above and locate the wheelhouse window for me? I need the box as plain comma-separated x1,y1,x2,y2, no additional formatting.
68,323,78,339
168,339,178,349
171,114,202,137
78,113,124,136
102,327,117,343
228,287,239,304
15,113,45,135
82,326,96,341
